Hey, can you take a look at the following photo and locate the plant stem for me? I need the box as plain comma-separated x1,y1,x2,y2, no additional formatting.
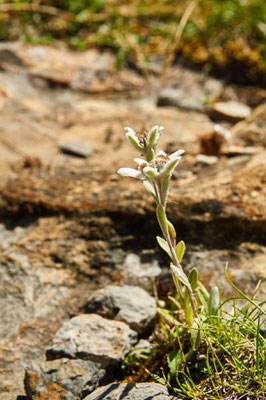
157,197,198,318
153,181,162,205
165,228,198,318
149,156,198,318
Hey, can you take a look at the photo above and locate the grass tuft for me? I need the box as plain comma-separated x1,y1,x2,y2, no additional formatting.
123,272,265,399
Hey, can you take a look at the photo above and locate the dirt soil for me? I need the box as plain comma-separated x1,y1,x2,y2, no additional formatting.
0,42,265,399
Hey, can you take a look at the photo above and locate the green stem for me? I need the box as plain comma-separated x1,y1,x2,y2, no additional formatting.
165,231,185,305
153,181,161,205
151,174,198,318
159,196,197,318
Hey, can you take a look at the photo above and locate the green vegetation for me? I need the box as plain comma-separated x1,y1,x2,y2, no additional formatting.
0,0,265,84
123,266,266,399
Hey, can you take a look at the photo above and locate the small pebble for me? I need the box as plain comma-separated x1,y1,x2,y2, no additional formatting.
60,140,93,158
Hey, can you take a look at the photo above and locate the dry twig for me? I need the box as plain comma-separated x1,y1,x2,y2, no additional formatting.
160,0,199,81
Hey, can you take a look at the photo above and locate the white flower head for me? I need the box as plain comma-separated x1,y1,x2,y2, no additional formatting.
124,125,164,154
118,148,185,183
148,149,185,178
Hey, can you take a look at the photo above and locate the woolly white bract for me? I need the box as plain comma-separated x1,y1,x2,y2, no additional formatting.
117,149,184,182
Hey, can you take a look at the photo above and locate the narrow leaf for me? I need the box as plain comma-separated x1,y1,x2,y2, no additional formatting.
175,240,185,262
126,133,142,151
162,157,181,177
208,286,221,316
167,220,176,242
156,236,172,259
146,147,155,162
197,287,209,313
117,168,143,179
147,126,159,147
185,303,193,327
158,308,182,326
190,318,202,350
143,180,157,201
184,287,190,306
161,176,169,206
188,267,198,291
156,204,168,236
171,263,192,291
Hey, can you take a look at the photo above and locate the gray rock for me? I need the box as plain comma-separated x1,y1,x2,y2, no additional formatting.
46,314,137,368
129,339,152,358
83,382,174,400
0,252,35,339
60,140,93,158
24,368,75,400
85,285,157,333
0,223,32,250
43,358,105,398
123,254,161,293
157,87,204,111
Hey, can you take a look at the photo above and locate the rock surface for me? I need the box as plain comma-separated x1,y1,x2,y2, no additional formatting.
83,382,174,400
24,369,76,400
46,314,137,367
123,254,162,293
25,358,105,399
157,87,205,111
85,285,157,333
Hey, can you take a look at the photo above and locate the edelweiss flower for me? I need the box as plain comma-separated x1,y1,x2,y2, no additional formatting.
124,125,164,153
146,150,185,178
117,149,184,181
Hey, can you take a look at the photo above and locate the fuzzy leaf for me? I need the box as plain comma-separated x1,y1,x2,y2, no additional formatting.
117,168,143,179
208,286,221,316
190,318,202,350
148,126,163,149
156,236,172,259
156,204,168,236
188,267,198,291
161,156,181,177
185,303,193,327
143,166,159,179
147,126,159,147
171,263,192,291
167,220,176,242
146,147,155,162
175,240,185,262
184,287,189,306
161,176,169,206
126,132,142,151
143,180,156,201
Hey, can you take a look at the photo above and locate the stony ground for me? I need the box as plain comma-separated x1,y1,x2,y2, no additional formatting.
0,42,265,399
